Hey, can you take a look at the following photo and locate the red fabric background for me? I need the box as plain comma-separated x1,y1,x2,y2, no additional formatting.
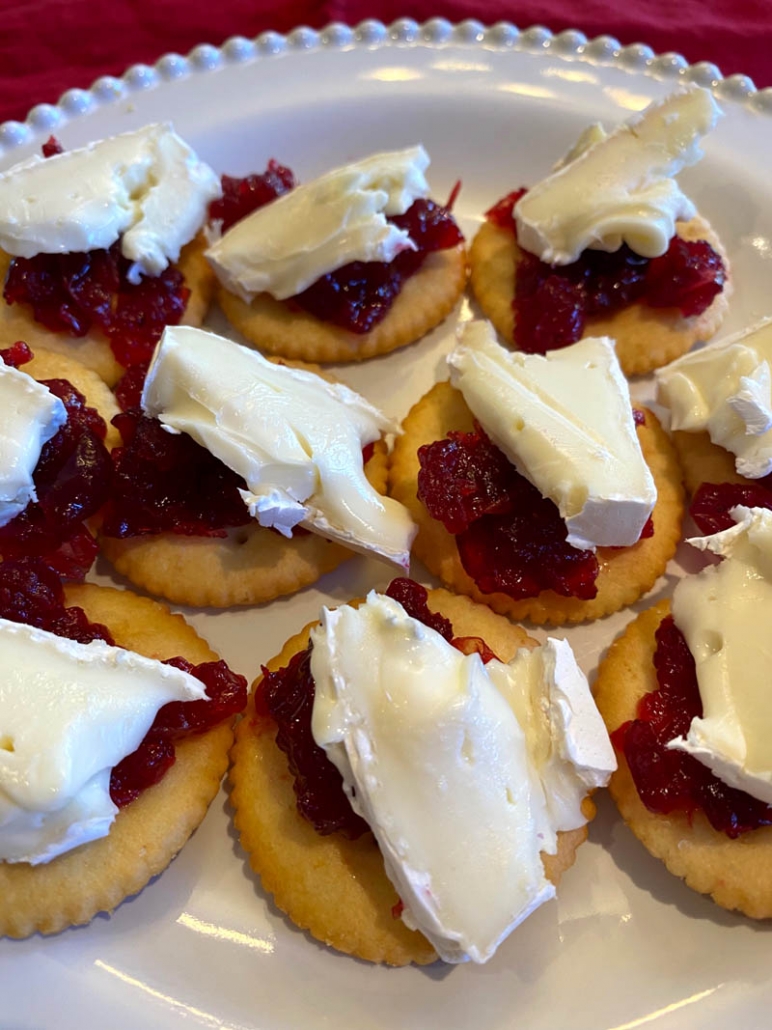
1,1,769,126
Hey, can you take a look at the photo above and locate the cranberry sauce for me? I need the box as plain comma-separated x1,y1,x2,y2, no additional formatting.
612,615,772,838
0,557,247,808
293,197,464,334
100,409,252,538
485,190,726,355
209,160,295,233
691,479,772,536
110,657,247,807
417,424,600,601
0,347,112,579
257,578,498,838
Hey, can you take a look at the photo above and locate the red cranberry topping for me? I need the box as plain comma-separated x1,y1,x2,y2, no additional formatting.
259,578,500,838
42,136,64,158
110,658,247,807
418,424,599,600
4,242,189,369
101,410,251,538
485,190,726,355
691,480,772,536
209,161,296,234
114,361,150,411
0,558,113,644
613,616,772,837
0,340,33,368
293,198,464,335
0,376,111,579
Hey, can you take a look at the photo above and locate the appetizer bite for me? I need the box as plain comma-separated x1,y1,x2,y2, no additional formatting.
470,88,730,375
657,316,772,533
207,146,467,363
595,507,772,917
0,341,118,580
98,326,415,607
0,563,246,938
389,320,683,625
230,579,615,964
0,125,221,385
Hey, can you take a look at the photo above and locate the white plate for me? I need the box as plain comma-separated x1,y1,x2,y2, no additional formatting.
2,21,772,1030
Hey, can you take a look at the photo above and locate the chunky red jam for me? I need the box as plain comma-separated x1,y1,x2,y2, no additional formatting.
0,556,246,808
101,410,252,538
612,615,772,837
293,197,464,334
258,578,498,837
4,243,190,369
691,479,772,535
0,344,112,579
417,424,600,600
208,160,296,233
485,190,726,355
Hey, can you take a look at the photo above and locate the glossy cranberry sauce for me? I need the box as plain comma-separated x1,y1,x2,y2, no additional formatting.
0,556,247,809
486,190,726,355
417,423,600,600
100,409,252,538
257,578,498,838
0,343,111,580
690,479,772,535
218,161,463,334
612,615,772,838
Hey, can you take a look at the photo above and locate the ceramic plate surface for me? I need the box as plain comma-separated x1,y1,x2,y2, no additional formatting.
1,21,771,1030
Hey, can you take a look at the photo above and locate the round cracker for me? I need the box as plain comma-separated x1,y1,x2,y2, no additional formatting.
98,442,390,609
217,244,467,363
0,583,237,939
671,429,748,497
0,235,216,387
23,346,121,450
594,600,772,919
230,586,594,966
389,382,684,625
469,215,731,376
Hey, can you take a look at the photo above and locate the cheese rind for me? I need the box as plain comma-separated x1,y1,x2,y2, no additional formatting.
205,146,430,302
448,322,656,550
514,87,721,265
668,506,772,804
141,326,416,567
0,361,67,527
657,317,772,478
0,124,221,282
309,592,615,963
0,618,208,865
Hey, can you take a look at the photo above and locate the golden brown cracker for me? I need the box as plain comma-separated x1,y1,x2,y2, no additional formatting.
389,383,684,625
0,235,216,387
594,600,772,919
230,587,592,965
469,215,731,376
0,583,237,939
671,429,746,496
24,347,121,450
98,442,390,609
217,244,467,363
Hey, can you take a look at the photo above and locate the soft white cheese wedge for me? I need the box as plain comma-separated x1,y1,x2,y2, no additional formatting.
141,326,416,567
514,87,721,265
310,592,615,964
448,322,656,550
0,618,208,865
668,506,772,804
657,317,772,478
0,124,221,282
205,145,430,302
0,361,67,527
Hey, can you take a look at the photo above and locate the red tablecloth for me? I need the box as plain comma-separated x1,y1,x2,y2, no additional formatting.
2,1,769,127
